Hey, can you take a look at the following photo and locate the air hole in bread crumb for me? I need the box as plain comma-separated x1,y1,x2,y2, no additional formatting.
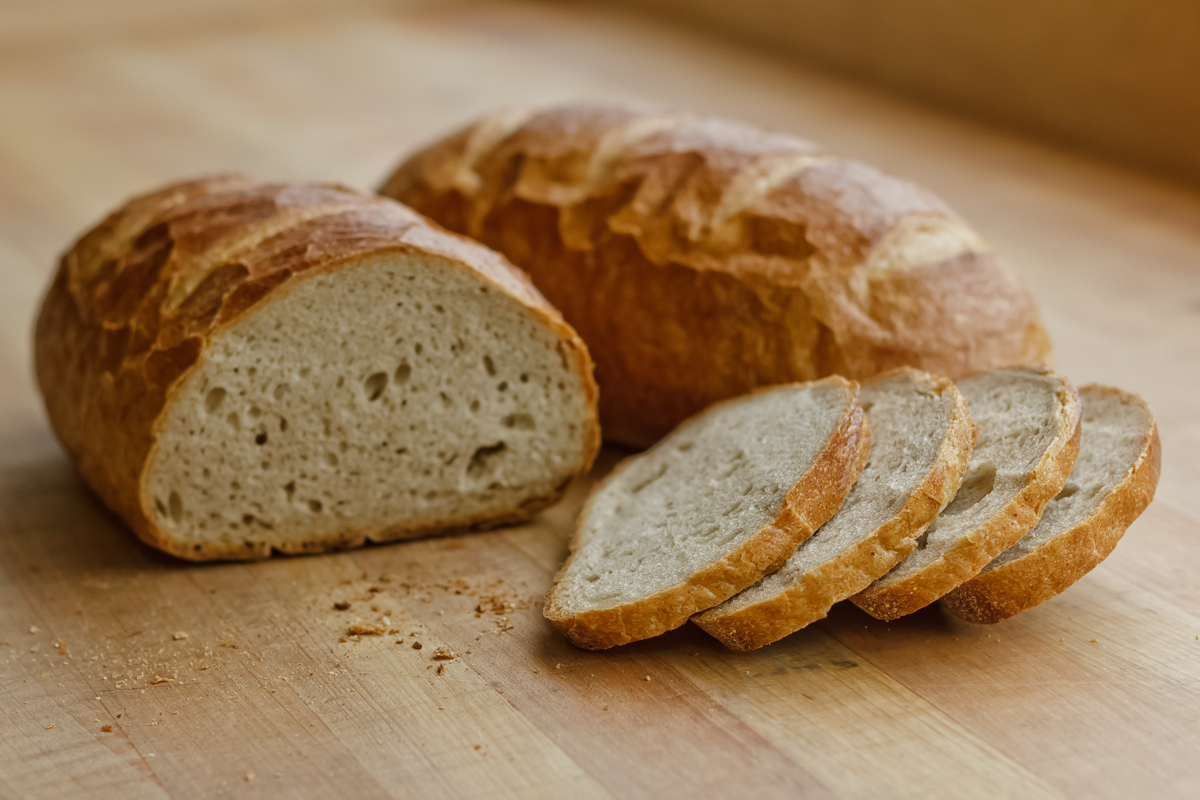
1055,482,1081,500
204,387,226,414
324,452,338,467
497,382,508,392
468,442,507,476
155,498,167,517
255,432,268,446
274,384,289,400
284,481,296,500
503,413,535,430
227,412,240,430
249,405,262,419
365,372,388,401
279,417,288,432
483,355,496,376
440,392,452,408
168,491,183,523
414,343,424,355
308,499,323,513
299,366,311,378
470,399,480,413
394,362,411,384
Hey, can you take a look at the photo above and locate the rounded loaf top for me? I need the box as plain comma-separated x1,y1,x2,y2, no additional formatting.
382,103,1052,446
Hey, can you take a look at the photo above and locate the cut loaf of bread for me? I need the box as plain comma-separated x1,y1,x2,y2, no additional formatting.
35,176,600,561
851,367,1081,620
694,368,977,650
942,385,1160,624
543,378,871,649
381,103,1051,447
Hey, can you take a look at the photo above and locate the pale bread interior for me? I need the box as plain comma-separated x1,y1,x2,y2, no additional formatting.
870,369,1064,586
144,253,592,554
981,387,1150,572
551,382,854,613
708,371,958,615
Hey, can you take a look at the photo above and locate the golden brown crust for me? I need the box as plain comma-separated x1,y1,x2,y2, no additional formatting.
543,377,871,649
693,369,978,650
35,176,600,561
942,385,1160,624
381,104,1052,447
850,368,1081,620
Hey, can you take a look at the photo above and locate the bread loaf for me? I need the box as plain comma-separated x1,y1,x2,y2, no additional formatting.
693,368,976,650
35,176,600,560
942,385,1160,623
380,103,1052,447
852,367,1080,619
544,378,870,649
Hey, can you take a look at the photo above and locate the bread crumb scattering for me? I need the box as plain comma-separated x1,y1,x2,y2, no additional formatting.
348,623,387,636
432,646,459,660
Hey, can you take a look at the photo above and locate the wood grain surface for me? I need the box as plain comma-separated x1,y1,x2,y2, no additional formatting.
2,1,1198,798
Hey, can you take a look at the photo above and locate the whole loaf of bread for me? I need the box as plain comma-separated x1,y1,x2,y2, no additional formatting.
381,104,1052,446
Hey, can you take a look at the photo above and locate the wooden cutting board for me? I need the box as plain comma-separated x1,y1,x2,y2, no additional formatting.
2,2,1198,798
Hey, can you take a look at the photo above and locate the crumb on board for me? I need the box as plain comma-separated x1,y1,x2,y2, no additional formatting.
245,772,254,782
412,641,423,650
101,725,113,732
349,623,387,636
432,646,458,660
1090,638,1099,643
172,632,189,640
333,601,351,611
437,664,447,675
29,626,40,634
45,724,54,729
150,677,174,685
645,676,651,681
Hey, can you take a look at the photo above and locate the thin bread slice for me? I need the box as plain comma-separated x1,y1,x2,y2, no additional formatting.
693,369,977,650
544,377,871,649
851,367,1081,620
942,385,1160,624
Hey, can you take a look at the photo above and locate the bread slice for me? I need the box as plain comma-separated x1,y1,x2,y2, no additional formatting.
543,378,871,649
851,367,1081,620
693,369,977,650
35,176,600,560
942,385,1160,624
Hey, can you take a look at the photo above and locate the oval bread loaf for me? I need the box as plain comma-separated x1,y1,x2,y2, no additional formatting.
35,176,600,560
381,103,1052,447
544,377,870,649
693,368,976,650
942,385,1160,624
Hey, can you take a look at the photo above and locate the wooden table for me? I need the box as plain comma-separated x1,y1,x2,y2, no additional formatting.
2,2,1199,798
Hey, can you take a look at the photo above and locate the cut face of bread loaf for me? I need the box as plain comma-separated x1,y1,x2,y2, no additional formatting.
544,378,871,649
381,103,1051,447
35,177,599,560
851,367,1081,620
942,385,1160,624
694,369,976,650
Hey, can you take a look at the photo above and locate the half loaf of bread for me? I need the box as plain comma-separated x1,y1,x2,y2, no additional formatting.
381,103,1051,447
851,367,1081,620
544,378,870,649
942,385,1160,624
35,176,600,561
694,368,976,650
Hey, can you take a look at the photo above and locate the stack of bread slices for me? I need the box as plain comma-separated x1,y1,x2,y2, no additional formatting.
545,366,1160,650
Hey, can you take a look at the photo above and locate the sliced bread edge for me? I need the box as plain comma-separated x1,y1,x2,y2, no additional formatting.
942,385,1160,624
692,369,977,650
543,377,872,650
